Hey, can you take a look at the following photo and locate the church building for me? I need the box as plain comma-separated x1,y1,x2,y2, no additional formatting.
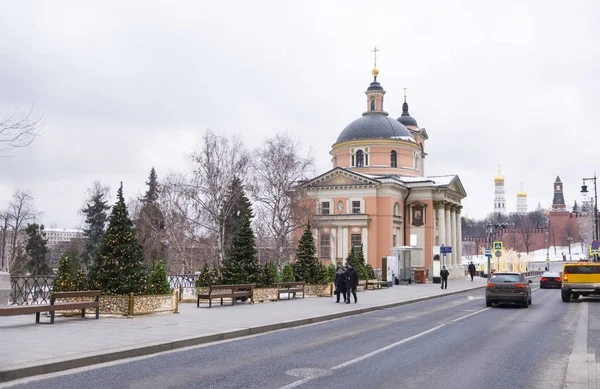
300,52,467,279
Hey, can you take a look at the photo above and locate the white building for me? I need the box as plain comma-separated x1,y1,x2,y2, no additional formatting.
493,168,507,215
44,228,84,246
517,183,528,214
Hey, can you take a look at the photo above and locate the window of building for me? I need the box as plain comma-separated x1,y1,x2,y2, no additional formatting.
320,233,331,258
393,234,397,247
356,150,364,167
413,151,421,170
390,150,397,167
321,201,330,215
394,202,400,216
352,201,361,214
370,99,375,111
351,234,361,248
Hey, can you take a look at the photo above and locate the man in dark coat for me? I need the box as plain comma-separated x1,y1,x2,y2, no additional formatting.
334,264,347,303
468,262,476,281
345,263,359,304
440,265,450,289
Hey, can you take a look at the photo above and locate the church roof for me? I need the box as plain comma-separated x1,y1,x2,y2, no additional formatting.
335,114,413,144
397,98,418,127
555,175,562,183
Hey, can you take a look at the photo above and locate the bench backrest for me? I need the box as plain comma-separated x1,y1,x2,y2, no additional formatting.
51,290,102,300
276,282,305,287
209,284,255,291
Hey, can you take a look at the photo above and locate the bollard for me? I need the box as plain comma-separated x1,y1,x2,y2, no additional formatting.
173,289,179,314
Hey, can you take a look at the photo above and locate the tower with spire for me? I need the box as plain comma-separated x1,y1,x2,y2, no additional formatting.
517,183,527,214
494,167,507,215
551,176,567,212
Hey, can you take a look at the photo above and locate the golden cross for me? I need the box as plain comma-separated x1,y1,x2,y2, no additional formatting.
371,46,379,68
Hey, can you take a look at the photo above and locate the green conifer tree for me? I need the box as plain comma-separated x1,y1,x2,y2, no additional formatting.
281,263,295,282
90,183,148,295
147,259,171,295
222,177,254,253
196,263,215,287
293,223,320,284
24,223,51,275
53,253,75,292
74,268,88,291
81,183,111,269
137,167,166,264
219,213,260,285
326,263,336,284
346,244,368,280
365,263,375,279
261,261,279,287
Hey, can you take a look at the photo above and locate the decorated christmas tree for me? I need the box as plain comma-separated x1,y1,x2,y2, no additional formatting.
365,263,375,279
293,223,320,284
280,263,295,282
196,263,216,287
346,244,369,280
219,213,260,285
147,259,171,295
261,261,279,287
90,183,148,295
74,268,88,291
53,254,75,292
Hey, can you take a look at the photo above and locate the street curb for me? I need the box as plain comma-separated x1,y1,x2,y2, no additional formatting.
0,285,486,383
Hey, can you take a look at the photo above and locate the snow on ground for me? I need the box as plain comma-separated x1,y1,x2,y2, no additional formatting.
462,243,589,266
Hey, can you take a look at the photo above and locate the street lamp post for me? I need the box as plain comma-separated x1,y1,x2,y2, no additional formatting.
581,173,599,262
486,222,507,278
567,236,572,261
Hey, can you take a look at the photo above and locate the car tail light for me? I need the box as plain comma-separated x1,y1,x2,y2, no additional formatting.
555,278,561,282
486,283,495,288
563,274,568,282
514,283,525,288
540,277,547,281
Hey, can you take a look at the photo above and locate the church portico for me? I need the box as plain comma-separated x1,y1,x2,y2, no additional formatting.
300,48,466,282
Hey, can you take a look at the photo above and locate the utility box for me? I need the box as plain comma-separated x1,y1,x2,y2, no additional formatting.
413,269,427,284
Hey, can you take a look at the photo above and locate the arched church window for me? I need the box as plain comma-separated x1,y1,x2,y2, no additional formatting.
390,150,397,167
356,150,364,167
394,202,400,216
370,99,375,111
413,151,420,171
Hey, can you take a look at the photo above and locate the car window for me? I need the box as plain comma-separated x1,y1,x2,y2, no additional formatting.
542,272,559,277
564,266,600,274
490,274,521,282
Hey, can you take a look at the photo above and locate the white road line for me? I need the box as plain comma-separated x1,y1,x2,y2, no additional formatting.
450,308,490,323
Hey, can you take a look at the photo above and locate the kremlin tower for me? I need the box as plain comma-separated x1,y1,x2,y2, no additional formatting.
494,168,507,215
516,183,527,214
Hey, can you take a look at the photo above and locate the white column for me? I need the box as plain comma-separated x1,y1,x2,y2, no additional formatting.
451,207,458,268
456,206,463,267
362,227,368,264
337,228,343,261
342,227,349,259
437,202,446,255
445,206,452,266
330,228,336,262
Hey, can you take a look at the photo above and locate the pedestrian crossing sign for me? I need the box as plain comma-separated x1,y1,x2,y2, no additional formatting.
493,241,503,251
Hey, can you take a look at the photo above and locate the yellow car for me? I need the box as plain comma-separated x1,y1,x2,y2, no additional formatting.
561,263,600,302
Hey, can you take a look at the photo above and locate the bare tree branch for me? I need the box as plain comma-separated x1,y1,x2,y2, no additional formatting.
0,107,44,155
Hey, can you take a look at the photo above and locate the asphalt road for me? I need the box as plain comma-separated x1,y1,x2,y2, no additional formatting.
4,283,588,389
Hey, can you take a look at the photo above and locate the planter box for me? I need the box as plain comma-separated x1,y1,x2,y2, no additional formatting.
357,280,367,292
305,284,332,297
253,287,279,302
58,292,177,317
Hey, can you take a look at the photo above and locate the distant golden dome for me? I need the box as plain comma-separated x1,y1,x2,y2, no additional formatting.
372,67,379,77
494,168,504,184
517,183,526,197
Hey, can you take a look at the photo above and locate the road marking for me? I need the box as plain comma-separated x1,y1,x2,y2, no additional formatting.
450,308,490,323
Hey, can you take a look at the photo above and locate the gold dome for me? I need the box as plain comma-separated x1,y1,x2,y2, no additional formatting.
517,183,527,197
494,168,504,184
372,67,379,77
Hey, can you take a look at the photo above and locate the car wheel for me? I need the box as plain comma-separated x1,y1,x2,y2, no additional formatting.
561,289,571,302
540,284,544,289
528,297,532,305
486,300,492,307
572,293,580,300
523,299,529,308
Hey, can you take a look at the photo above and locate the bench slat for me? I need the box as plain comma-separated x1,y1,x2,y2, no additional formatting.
0,305,52,316
52,302,99,310
51,290,102,299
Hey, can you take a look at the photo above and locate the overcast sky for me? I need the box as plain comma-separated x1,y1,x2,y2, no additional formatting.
1,0,599,228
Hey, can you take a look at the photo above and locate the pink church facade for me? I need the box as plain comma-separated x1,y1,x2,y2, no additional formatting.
300,66,467,279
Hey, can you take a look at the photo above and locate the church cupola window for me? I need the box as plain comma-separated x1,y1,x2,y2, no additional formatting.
356,150,364,167
390,150,397,167
370,99,375,111
413,150,421,171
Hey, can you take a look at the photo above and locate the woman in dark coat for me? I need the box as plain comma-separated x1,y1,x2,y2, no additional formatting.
334,265,347,303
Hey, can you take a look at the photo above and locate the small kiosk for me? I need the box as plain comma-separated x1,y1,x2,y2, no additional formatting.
391,246,424,284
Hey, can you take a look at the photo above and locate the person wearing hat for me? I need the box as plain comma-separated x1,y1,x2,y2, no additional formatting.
334,264,347,303
440,265,450,289
345,263,359,304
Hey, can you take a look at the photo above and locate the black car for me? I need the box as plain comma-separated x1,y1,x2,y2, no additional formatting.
539,272,562,289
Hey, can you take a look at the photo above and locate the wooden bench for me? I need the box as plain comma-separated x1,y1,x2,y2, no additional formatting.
197,284,255,308
276,282,305,300
365,280,392,290
0,290,101,324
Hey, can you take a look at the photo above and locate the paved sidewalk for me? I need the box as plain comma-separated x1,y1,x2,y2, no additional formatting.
0,277,488,382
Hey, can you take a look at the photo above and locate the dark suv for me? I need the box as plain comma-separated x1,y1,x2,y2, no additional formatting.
485,272,532,308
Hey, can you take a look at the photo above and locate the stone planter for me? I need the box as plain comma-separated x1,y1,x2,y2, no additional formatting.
99,295,130,315
357,280,367,292
253,287,279,302
305,284,332,297
57,292,178,317
133,292,177,315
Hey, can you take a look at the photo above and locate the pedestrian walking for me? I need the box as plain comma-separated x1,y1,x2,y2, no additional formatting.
468,262,476,281
440,265,449,289
345,263,358,304
334,264,347,303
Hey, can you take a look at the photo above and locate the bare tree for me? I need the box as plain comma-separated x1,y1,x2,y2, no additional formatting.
177,130,251,264
5,191,37,272
0,211,10,271
520,229,534,255
0,108,44,155
250,133,314,266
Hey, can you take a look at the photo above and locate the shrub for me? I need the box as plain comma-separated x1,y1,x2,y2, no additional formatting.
365,263,375,279
261,261,279,287
196,263,215,287
316,263,329,285
53,254,75,292
281,263,295,282
326,263,336,284
74,268,88,291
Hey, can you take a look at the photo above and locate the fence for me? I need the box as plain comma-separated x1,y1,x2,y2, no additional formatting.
8,274,197,306
9,276,56,305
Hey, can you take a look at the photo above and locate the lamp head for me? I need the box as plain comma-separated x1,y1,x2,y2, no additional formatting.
582,183,589,197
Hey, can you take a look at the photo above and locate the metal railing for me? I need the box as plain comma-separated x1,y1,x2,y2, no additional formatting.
167,274,197,288
9,276,56,305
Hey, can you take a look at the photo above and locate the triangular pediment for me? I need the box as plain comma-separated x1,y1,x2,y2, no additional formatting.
301,167,380,189
448,176,467,197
